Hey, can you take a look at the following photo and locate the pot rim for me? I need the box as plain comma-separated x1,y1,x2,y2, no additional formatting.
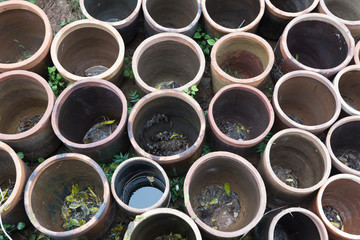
201,0,265,34
272,70,341,133
142,0,201,33
0,70,55,140
355,41,360,65
210,31,274,85
318,0,360,28
132,32,206,93
0,141,27,217
50,19,125,83
263,128,332,194
265,0,320,19
184,151,267,238
333,65,360,116
24,153,111,238
127,90,206,164
316,173,360,239
279,13,355,75
79,0,142,29
110,157,170,215
51,79,128,151
208,84,274,147
326,116,360,176
0,0,53,72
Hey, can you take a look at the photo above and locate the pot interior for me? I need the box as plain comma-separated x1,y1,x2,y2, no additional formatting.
321,178,360,234
57,86,124,144
137,40,200,89
188,156,263,232
287,20,348,69
277,76,336,126
83,0,138,22
146,0,198,28
338,70,360,112
130,212,197,239
269,133,326,188
57,27,119,77
29,158,104,231
269,0,315,12
213,88,270,141
205,0,260,29
216,37,269,79
323,0,360,21
0,9,45,64
0,149,16,205
0,77,47,134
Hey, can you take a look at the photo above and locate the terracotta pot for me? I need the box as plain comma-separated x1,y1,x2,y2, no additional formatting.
311,174,360,240
128,90,206,176
184,151,267,239
257,128,331,205
272,70,341,135
79,0,142,44
51,79,129,163
326,116,360,177
24,153,114,240
254,207,328,240
318,0,360,41
142,0,201,37
257,0,320,40
0,0,52,76
0,70,60,161
124,208,202,239
333,65,360,116
201,0,265,38
271,13,355,81
354,41,360,65
50,19,125,85
132,32,205,93
0,141,31,225
207,84,274,158
111,157,170,217
210,32,274,93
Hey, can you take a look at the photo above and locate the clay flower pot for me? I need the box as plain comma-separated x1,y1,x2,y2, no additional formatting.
272,13,355,81
326,116,360,177
318,0,360,41
51,79,129,163
184,151,267,239
254,207,328,240
0,70,60,161
24,153,114,240
355,41,360,65
142,0,201,37
132,32,205,93
128,90,206,176
111,157,170,217
207,84,274,157
257,0,320,40
201,0,265,38
0,141,31,225
258,128,331,205
272,70,341,135
50,19,125,85
124,208,202,239
333,65,360,116
79,0,142,44
0,0,52,75
210,32,274,93
311,174,360,240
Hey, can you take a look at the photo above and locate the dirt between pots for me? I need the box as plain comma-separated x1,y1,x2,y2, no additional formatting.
0,179,14,205
18,114,43,133
155,233,186,240
272,165,299,188
194,184,241,231
83,116,118,144
337,149,360,171
217,120,250,141
323,205,344,231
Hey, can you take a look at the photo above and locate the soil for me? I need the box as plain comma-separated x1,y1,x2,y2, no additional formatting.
323,205,344,231
217,120,249,141
337,149,360,171
155,233,186,240
142,113,189,156
18,114,43,133
286,113,303,125
83,117,118,144
272,165,299,188
0,180,15,205
194,184,241,231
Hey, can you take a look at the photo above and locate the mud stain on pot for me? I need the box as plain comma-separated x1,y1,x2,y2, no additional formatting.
83,116,119,144
337,149,360,171
0,179,15,206
18,114,43,133
155,233,186,240
273,165,299,188
217,120,250,141
154,81,181,90
194,183,242,231
323,205,344,231
82,65,109,77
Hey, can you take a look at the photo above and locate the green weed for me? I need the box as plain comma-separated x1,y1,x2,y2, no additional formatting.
193,26,218,56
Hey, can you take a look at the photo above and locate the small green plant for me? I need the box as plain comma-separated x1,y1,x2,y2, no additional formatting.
0,222,26,240
100,153,131,182
295,54,299,61
169,176,185,210
127,90,140,114
17,152,24,160
201,144,211,156
256,131,274,157
182,85,198,98
124,57,134,79
38,157,45,163
48,66,71,97
193,26,218,55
